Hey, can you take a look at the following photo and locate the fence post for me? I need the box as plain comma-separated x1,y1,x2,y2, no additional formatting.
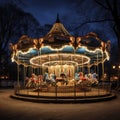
38,85,40,97
74,81,76,100
98,83,100,96
55,84,57,100
109,82,112,94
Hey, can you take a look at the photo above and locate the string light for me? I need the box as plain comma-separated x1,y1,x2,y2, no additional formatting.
30,53,90,67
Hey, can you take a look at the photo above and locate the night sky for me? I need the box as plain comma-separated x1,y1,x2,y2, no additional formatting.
0,0,82,25
0,0,119,44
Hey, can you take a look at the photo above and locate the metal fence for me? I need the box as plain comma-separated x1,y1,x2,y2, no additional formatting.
14,82,112,99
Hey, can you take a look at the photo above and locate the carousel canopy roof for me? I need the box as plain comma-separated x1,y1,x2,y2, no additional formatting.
10,16,111,68
42,14,72,48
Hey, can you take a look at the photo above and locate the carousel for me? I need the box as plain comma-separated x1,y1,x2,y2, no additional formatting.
10,15,111,98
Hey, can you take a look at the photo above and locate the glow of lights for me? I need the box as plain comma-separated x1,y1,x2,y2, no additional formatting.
119,66,120,69
17,48,35,55
48,64,74,70
113,65,116,69
12,43,110,58
77,46,109,61
44,45,74,51
11,42,110,67
42,61,78,67
11,57,15,62
77,46,101,53
30,53,90,67
104,50,110,60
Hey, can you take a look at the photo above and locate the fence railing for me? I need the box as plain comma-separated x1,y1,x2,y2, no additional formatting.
14,82,112,99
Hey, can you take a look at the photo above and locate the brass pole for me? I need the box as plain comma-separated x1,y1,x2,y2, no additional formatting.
102,52,104,77
17,63,20,86
23,65,26,87
97,51,99,81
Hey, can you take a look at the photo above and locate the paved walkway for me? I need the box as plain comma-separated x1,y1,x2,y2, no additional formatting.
0,89,120,120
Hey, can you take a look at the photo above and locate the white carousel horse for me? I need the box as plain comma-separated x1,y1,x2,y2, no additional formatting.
87,73,98,84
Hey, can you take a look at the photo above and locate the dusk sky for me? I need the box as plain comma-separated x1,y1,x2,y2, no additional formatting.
0,0,119,44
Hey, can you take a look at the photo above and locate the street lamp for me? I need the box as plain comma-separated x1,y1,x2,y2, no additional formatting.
119,65,120,69
112,65,116,69
111,64,120,89
118,65,120,80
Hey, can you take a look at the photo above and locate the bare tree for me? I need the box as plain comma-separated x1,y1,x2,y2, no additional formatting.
75,0,120,57
95,0,120,55
0,3,41,78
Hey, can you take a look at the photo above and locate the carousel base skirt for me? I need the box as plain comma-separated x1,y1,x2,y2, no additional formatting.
11,88,116,103
13,86,113,98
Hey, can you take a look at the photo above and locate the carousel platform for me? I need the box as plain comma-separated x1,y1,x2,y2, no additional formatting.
10,89,116,103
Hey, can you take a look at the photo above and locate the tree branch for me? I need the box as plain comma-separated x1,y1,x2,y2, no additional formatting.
106,0,114,11
74,19,114,30
95,0,110,10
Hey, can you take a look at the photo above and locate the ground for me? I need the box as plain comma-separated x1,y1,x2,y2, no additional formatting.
0,88,120,120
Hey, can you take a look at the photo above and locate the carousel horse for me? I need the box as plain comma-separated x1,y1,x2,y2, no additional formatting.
25,73,39,88
49,73,56,86
25,77,30,87
38,75,43,85
43,72,56,86
43,72,50,83
92,72,98,84
67,79,75,86
74,72,80,81
77,72,85,84
87,73,98,85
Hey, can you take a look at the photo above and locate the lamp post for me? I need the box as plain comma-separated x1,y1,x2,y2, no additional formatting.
112,65,120,79
112,64,120,89
118,65,120,81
